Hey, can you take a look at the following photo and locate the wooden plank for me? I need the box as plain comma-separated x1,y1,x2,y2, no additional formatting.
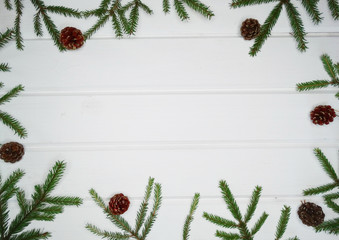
1,0,338,39
1,37,338,92
2,148,338,197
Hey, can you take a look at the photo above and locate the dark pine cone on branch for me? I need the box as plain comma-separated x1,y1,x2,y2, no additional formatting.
0,142,25,163
298,201,325,227
241,18,261,40
109,193,130,215
310,105,336,125
60,27,84,50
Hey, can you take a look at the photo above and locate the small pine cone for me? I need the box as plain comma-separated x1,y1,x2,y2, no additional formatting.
298,201,325,227
241,18,261,40
109,193,130,215
310,105,336,125
60,27,84,50
0,142,25,163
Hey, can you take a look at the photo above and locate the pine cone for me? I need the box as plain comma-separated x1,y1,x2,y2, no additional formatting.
241,18,261,40
60,27,84,50
109,193,130,215
298,201,325,227
310,105,336,125
0,142,25,163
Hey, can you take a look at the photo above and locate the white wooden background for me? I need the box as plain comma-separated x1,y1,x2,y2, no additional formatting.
1,0,339,239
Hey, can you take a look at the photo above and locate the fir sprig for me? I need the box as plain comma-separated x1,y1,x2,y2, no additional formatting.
297,54,339,99
0,161,82,240
182,193,200,240
302,148,339,235
204,180,298,240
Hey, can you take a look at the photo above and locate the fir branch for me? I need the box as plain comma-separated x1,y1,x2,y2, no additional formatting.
336,91,339,99
321,54,338,81
203,213,238,229
14,0,24,50
112,12,124,38
314,148,339,183
33,13,43,36
4,0,12,10
215,231,241,240
183,193,200,240
230,0,277,9
16,190,28,211
219,180,242,222
328,0,339,20
45,6,82,18
324,192,339,213
249,2,283,56
83,9,106,18
335,63,339,75
182,0,214,19
86,224,130,239
84,14,110,40
0,110,27,138
0,84,24,105
118,9,131,34
9,229,51,240
296,80,332,91
128,2,140,35
0,29,14,50
0,83,4,89
244,186,261,223
315,218,339,235
41,13,65,51
275,206,290,240
0,63,10,72
100,0,112,10
303,182,339,196
44,196,82,206
163,0,170,13
250,212,268,236
174,0,190,20
300,0,323,24
134,177,154,234
284,1,307,52
139,2,153,15
141,183,162,240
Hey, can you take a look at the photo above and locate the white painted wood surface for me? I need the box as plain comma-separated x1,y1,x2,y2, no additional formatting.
1,0,339,239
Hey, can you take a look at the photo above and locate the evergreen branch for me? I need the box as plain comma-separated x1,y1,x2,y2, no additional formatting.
230,0,277,9
33,13,43,36
141,183,162,240
38,206,64,215
174,0,190,20
249,2,283,56
285,1,307,52
100,0,112,10
0,84,24,105
183,193,200,240
0,63,11,72
303,182,339,196
182,0,214,19
14,0,24,50
219,180,242,222
296,80,332,91
321,54,338,81
163,0,170,13
4,0,12,10
324,192,339,213
139,1,153,15
41,161,66,193
44,196,82,206
315,218,339,235
45,6,82,18
41,13,65,51
118,9,130,34
314,148,339,183
0,82,4,89
9,229,51,240
134,177,154,234
275,206,290,240
16,190,28,211
335,63,339,75
244,186,261,223
121,1,135,12
0,29,14,50
84,14,110,40
328,0,339,20
112,12,123,38
0,110,27,138
83,9,106,18
301,0,323,24
86,224,130,239
0,169,24,195
215,231,241,240
203,213,238,229
250,212,268,236
128,2,140,35
336,91,339,100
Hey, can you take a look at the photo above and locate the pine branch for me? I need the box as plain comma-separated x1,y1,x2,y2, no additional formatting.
336,91,339,99
182,0,214,19
44,196,82,206
84,14,110,40
301,0,323,24
0,63,10,72
9,229,51,240
303,182,339,196
335,63,339,75
14,0,24,50
134,177,154,234
45,6,82,18
275,206,290,240
296,80,332,91
244,186,261,223
41,13,65,51
0,110,27,138
314,148,339,183
86,224,130,239
249,2,283,56
163,0,170,13
215,231,241,240
230,0,277,9
315,218,339,235
219,180,242,222
203,213,238,229
0,85,24,105
284,1,307,52
250,212,268,236
4,0,12,10
324,192,339,213
321,54,338,81
128,2,140,35
33,13,43,36
112,11,124,38
0,29,14,50
183,193,200,240
328,0,339,20
139,2,153,15
0,83,4,89
174,0,190,20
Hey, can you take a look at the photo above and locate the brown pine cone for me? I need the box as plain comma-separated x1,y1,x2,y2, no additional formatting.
60,27,84,50
241,18,261,40
298,201,325,227
0,142,25,163
310,105,336,125
109,193,130,215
